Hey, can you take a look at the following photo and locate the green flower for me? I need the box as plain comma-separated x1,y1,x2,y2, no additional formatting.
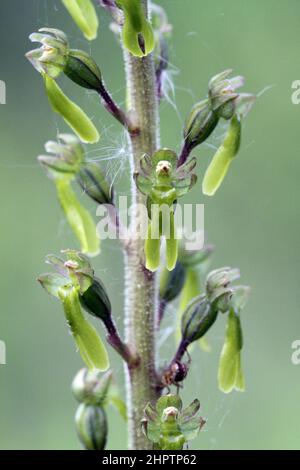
26,29,104,142
135,149,197,272
142,394,205,450
208,69,244,119
182,69,255,158
26,28,69,78
38,250,110,371
135,149,196,206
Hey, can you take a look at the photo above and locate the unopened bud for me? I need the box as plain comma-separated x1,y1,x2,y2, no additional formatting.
79,278,112,323
181,295,218,344
65,49,103,91
72,368,112,406
159,262,186,303
75,403,107,450
184,99,219,151
77,162,114,205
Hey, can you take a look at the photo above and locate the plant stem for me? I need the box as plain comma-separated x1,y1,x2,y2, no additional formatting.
122,0,160,450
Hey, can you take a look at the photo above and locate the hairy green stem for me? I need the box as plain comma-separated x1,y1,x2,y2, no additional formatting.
123,0,160,450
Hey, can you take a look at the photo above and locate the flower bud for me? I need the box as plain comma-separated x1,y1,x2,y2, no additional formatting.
62,0,99,41
184,99,219,151
135,149,196,273
159,262,186,303
26,28,69,78
117,0,154,57
72,368,112,406
181,295,218,344
75,404,107,450
79,277,112,323
64,49,103,91
77,162,114,205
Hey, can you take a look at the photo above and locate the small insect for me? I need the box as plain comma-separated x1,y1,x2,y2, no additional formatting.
162,360,190,389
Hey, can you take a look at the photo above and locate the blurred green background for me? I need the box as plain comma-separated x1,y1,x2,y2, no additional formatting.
0,0,299,450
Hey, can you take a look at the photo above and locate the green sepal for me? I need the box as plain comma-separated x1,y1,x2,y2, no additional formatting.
40,250,94,295
202,114,241,196
218,309,245,393
58,286,110,371
180,399,200,423
117,0,155,57
55,178,100,256
61,249,95,292
37,273,68,298
43,74,100,144
62,0,99,41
